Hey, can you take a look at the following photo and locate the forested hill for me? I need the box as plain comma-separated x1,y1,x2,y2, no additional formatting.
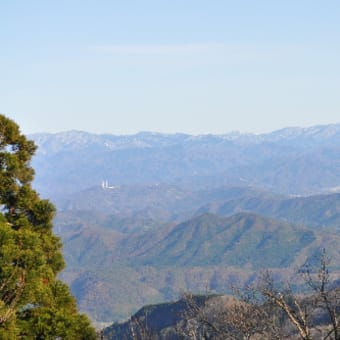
57,209,340,321
28,123,340,323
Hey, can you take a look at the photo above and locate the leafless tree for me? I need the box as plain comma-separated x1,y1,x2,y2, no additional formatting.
257,250,340,340
258,271,313,340
129,313,157,340
177,292,284,339
176,250,339,340
300,250,340,340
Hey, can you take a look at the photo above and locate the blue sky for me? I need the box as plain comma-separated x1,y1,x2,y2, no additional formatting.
1,1,340,134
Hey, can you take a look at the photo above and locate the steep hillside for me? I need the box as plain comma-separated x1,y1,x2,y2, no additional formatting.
59,212,323,270
102,295,211,340
56,212,340,322
124,213,315,268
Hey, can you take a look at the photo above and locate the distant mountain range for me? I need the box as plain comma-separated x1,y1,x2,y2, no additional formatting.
30,123,340,200
55,185,340,230
31,123,340,153
28,124,340,323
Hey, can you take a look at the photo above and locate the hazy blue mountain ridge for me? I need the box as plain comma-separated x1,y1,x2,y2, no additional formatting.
30,123,340,200
197,192,340,229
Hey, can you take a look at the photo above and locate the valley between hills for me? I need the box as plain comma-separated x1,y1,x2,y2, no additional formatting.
30,124,340,326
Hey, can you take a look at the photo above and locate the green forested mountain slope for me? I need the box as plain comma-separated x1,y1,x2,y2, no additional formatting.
126,213,315,268
56,211,340,322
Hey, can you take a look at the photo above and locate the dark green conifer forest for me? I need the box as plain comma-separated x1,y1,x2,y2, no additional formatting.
0,114,96,339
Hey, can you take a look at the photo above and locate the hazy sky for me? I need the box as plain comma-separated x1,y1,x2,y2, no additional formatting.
1,1,340,135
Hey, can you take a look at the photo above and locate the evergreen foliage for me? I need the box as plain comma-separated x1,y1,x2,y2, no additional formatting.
0,114,96,339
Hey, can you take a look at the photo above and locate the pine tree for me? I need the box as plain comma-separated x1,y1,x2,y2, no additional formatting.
0,114,96,339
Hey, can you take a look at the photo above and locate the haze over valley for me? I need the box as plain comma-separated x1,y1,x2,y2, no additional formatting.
29,124,340,323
